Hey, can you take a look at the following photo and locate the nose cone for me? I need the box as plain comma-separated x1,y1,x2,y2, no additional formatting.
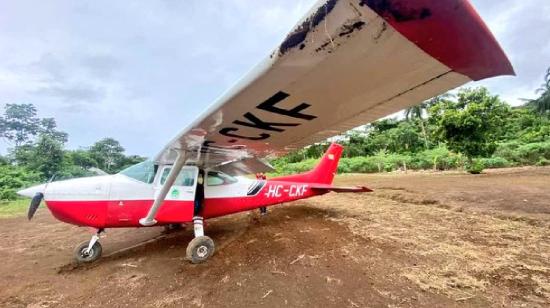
17,184,47,198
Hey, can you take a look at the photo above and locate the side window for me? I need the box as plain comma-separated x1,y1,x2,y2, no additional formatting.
207,171,237,186
206,173,225,186
160,168,196,187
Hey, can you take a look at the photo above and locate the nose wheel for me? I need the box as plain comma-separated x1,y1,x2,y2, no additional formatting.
74,229,103,263
186,216,215,263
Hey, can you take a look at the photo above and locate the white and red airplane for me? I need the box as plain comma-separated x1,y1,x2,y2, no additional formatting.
18,0,513,264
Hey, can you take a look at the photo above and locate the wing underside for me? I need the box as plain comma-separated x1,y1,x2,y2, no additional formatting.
156,0,514,173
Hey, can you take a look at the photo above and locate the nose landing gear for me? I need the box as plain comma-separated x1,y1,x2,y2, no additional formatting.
186,216,215,264
74,229,104,263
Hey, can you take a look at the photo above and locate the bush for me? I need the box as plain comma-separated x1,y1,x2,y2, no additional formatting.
0,165,41,201
0,189,18,201
479,157,510,169
409,146,466,170
494,141,521,161
466,160,485,174
495,141,550,165
515,142,550,164
343,157,380,173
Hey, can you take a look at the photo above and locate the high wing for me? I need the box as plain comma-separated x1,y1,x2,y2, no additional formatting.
154,0,513,173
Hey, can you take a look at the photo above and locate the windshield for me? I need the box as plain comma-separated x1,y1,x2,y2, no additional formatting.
119,160,156,184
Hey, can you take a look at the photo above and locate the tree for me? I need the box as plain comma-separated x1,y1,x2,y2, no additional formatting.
0,155,8,166
40,118,68,144
405,94,452,149
503,107,550,143
405,102,430,149
66,149,98,169
429,87,510,173
27,134,65,180
387,122,423,153
0,104,40,147
371,118,399,132
89,138,126,173
524,67,550,115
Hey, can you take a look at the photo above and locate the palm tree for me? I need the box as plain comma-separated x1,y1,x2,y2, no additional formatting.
405,104,428,149
524,67,550,115
405,94,449,149
405,102,430,149
404,94,450,149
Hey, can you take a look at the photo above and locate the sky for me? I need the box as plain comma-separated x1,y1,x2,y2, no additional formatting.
1,0,549,157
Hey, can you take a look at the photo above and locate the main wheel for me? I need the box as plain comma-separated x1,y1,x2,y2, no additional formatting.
74,240,102,263
186,236,215,264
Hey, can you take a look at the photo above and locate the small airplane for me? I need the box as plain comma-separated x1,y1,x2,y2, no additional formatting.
17,0,513,264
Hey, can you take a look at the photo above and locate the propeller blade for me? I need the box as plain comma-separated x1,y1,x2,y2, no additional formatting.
28,192,44,220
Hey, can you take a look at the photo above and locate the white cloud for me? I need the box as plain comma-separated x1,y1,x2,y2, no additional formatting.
0,0,548,156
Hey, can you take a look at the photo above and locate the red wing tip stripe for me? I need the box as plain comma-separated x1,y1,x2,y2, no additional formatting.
360,0,514,81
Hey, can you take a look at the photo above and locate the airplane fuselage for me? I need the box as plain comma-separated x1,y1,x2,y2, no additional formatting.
39,173,324,229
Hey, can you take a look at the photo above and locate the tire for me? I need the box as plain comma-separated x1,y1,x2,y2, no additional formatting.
186,236,215,264
74,240,102,263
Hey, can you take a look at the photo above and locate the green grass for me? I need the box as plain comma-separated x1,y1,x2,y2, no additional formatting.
0,199,29,218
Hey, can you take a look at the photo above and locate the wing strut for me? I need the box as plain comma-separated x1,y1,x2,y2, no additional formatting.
139,150,187,226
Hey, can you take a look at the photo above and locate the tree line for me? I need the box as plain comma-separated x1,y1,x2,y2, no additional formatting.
0,104,145,200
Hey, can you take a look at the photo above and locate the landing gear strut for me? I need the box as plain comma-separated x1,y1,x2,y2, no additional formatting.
74,229,104,263
186,216,215,264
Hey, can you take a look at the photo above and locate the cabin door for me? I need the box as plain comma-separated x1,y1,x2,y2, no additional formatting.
153,165,198,223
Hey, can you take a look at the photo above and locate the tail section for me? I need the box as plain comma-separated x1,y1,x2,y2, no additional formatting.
307,143,343,184
273,143,343,184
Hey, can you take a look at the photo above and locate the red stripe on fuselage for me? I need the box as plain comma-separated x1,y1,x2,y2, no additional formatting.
46,199,195,228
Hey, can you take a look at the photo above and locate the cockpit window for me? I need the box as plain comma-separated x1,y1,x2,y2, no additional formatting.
207,171,237,186
119,160,156,184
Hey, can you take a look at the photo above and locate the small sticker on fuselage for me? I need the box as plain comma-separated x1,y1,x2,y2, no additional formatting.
171,188,180,198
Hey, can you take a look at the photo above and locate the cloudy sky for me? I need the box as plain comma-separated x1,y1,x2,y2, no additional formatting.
1,0,549,157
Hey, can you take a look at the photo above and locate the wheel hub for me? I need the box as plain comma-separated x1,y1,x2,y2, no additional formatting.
196,245,208,258
80,247,93,258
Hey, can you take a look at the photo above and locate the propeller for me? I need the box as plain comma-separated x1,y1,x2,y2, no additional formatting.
28,192,44,220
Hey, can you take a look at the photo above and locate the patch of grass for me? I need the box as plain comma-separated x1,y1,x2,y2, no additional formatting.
310,190,550,303
0,199,29,218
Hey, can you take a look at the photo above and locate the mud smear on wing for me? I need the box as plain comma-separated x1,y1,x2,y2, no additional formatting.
279,0,338,54
359,0,432,22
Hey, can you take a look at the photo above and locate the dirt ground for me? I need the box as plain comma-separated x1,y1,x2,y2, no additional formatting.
0,167,549,308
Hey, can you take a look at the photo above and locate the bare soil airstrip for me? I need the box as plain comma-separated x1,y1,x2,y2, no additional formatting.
1,167,549,307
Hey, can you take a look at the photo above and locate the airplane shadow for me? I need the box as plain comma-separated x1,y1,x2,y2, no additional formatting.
57,203,340,274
